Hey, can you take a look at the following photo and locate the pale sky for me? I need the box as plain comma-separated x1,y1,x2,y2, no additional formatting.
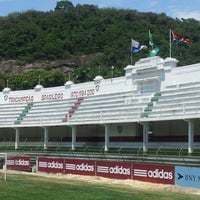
0,0,200,20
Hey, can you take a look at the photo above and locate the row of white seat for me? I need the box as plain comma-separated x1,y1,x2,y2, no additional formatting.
148,84,200,119
69,112,142,124
21,91,141,125
21,99,77,125
162,83,200,95
0,103,27,125
69,91,152,123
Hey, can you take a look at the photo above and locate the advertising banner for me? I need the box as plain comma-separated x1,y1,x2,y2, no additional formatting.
38,157,65,174
175,166,200,188
96,160,132,179
36,156,177,186
65,159,96,176
132,163,175,185
7,156,31,172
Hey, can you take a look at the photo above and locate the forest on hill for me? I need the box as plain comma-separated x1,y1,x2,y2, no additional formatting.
0,0,199,90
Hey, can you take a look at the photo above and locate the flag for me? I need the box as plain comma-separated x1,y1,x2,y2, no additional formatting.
172,31,192,45
148,30,160,57
149,47,160,57
149,30,154,48
131,39,147,53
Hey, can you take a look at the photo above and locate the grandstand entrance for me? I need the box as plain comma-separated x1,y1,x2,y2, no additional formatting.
148,119,200,153
73,123,144,151
150,120,188,143
0,128,15,150
76,125,104,149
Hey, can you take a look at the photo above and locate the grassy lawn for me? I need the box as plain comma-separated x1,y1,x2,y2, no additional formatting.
0,174,198,200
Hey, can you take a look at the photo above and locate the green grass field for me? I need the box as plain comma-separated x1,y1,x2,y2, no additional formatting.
0,174,199,200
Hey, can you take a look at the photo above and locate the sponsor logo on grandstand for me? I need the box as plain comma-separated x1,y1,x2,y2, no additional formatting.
4,95,8,101
38,157,65,173
175,166,200,188
97,166,130,175
71,88,96,98
7,157,31,172
41,93,64,101
96,161,131,179
39,161,64,169
132,163,174,185
133,169,173,180
15,159,30,166
65,159,95,176
65,163,94,172
6,95,34,103
177,173,184,180
95,85,100,92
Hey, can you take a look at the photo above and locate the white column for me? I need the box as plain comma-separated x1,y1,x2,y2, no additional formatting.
43,127,48,150
188,120,194,154
104,124,110,152
71,126,76,151
142,122,149,153
15,128,20,150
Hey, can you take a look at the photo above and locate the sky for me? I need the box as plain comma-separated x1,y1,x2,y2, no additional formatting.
0,0,200,21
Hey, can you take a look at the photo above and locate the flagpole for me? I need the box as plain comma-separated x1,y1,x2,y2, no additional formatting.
130,39,133,65
149,29,153,50
169,29,172,58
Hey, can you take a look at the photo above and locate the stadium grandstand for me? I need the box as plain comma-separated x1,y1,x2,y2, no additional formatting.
0,56,200,155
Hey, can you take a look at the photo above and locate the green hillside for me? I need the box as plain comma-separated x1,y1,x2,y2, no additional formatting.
0,0,199,90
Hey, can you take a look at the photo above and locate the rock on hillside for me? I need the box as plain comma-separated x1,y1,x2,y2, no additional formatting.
0,53,101,74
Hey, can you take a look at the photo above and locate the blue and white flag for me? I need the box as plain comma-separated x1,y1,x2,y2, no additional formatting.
131,39,147,53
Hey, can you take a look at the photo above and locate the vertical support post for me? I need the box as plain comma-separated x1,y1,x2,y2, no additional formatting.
43,127,48,150
36,156,38,173
169,29,172,58
15,128,20,150
142,122,149,153
71,126,76,151
104,124,110,152
188,120,194,154
130,39,133,65
4,153,7,182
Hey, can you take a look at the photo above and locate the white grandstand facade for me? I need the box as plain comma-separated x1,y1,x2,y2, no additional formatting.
0,56,200,153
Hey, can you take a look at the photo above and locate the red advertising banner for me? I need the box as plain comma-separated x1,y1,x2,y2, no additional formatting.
65,159,95,176
96,160,131,179
7,156,31,172
38,157,65,174
132,163,175,185
36,157,175,185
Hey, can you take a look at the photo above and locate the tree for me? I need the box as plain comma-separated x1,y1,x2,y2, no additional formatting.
0,1,199,90
55,0,74,12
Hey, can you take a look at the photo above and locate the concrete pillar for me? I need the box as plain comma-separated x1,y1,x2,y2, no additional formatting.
15,128,20,150
104,124,110,152
142,122,149,153
187,120,194,154
71,126,76,151
43,127,48,150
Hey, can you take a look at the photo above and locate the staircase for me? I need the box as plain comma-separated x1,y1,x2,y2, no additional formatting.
14,102,34,124
141,92,161,118
62,97,84,122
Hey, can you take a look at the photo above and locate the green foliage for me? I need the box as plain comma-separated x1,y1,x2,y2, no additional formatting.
8,69,65,90
55,0,74,11
0,1,199,89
